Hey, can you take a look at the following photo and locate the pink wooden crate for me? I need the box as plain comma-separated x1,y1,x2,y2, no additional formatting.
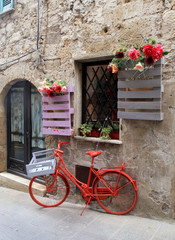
42,86,74,135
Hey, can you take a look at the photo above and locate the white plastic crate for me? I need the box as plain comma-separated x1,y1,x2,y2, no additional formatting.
26,149,56,178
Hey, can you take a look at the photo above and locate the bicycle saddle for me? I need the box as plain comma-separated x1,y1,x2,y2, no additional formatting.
86,151,102,158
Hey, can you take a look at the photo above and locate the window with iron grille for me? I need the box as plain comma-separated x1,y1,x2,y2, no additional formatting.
82,61,119,132
0,0,14,14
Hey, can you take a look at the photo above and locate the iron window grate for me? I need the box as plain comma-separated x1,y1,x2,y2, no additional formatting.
82,62,118,130
3,0,11,7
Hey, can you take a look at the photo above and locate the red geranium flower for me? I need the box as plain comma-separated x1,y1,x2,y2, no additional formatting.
52,83,62,94
116,51,125,58
142,44,153,57
143,43,164,62
155,44,164,53
56,85,62,93
128,48,140,60
145,56,154,65
46,88,55,97
153,44,164,60
152,48,160,61
108,65,112,71
42,87,47,93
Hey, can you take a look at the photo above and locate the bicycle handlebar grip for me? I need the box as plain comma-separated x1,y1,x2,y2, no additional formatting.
61,141,69,145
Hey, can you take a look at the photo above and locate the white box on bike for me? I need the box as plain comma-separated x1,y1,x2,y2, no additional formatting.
26,149,56,178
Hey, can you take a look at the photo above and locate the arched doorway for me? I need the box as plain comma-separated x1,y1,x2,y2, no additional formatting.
7,81,45,176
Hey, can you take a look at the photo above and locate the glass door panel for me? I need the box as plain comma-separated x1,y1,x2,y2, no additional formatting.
10,87,24,161
31,86,45,153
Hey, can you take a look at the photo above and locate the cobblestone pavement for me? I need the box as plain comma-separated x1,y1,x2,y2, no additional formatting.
0,186,175,240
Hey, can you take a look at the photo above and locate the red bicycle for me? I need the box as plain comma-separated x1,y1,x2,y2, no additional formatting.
29,141,138,215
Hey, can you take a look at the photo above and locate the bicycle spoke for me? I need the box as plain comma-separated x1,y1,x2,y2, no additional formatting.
94,171,138,214
117,181,132,192
29,174,69,207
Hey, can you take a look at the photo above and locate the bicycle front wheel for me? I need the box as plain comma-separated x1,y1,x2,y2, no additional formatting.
93,171,138,215
29,173,70,207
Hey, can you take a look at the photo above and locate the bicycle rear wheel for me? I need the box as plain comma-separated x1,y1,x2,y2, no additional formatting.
29,173,70,207
93,171,138,214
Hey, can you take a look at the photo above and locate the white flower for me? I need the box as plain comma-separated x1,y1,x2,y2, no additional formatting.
38,87,43,92
62,86,67,92
134,62,144,72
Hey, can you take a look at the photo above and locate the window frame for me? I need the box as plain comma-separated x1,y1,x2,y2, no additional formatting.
74,55,123,144
0,0,14,15
81,60,118,128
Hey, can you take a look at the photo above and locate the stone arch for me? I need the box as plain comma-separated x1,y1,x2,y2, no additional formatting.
0,61,43,172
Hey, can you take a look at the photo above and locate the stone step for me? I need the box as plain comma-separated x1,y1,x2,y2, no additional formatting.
0,172,45,196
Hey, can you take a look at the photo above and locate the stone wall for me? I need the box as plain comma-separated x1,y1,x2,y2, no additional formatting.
0,0,175,220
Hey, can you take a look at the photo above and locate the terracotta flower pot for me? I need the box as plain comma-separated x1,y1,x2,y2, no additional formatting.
80,131,91,137
91,129,100,138
109,131,119,140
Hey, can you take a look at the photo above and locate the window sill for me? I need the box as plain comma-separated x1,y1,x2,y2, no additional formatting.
74,136,122,145
0,8,15,16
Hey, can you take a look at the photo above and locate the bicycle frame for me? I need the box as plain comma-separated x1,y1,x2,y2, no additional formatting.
54,151,100,197
52,149,125,200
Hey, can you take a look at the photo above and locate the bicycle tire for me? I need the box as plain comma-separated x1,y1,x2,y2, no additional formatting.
93,170,138,215
29,173,70,207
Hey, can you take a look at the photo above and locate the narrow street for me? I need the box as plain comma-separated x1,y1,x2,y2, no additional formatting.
0,187,174,240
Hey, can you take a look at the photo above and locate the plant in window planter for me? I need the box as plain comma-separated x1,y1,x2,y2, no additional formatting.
108,38,169,121
38,75,67,97
38,75,74,136
110,122,119,140
79,122,93,137
91,121,102,138
108,38,169,73
100,125,113,140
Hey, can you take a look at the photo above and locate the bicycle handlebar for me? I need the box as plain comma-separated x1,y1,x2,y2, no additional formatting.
54,141,69,157
55,140,69,152
59,141,69,146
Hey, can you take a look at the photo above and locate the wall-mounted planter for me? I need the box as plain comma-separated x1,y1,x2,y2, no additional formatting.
42,86,74,135
117,58,164,121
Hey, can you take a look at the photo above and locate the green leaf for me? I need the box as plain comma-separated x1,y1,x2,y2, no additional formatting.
162,51,169,56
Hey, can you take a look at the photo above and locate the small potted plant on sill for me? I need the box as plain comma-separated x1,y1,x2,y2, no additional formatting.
100,125,113,140
91,121,102,138
79,122,93,137
110,122,119,140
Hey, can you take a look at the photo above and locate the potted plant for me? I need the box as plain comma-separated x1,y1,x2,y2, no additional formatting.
110,122,119,140
91,121,102,138
100,125,113,140
79,122,93,137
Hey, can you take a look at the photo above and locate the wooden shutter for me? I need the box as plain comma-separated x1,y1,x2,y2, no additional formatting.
42,86,74,136
1,0,14,13
117,58,164,121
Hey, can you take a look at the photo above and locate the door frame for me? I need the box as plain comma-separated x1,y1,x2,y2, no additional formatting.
7,81,34,176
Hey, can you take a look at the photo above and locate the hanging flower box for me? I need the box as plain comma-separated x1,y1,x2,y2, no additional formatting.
108,38,169,121
42,86,74,135
117,58,164,121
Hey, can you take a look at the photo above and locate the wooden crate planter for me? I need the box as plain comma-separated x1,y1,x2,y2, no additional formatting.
117,58,164,121
42,86,74,135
